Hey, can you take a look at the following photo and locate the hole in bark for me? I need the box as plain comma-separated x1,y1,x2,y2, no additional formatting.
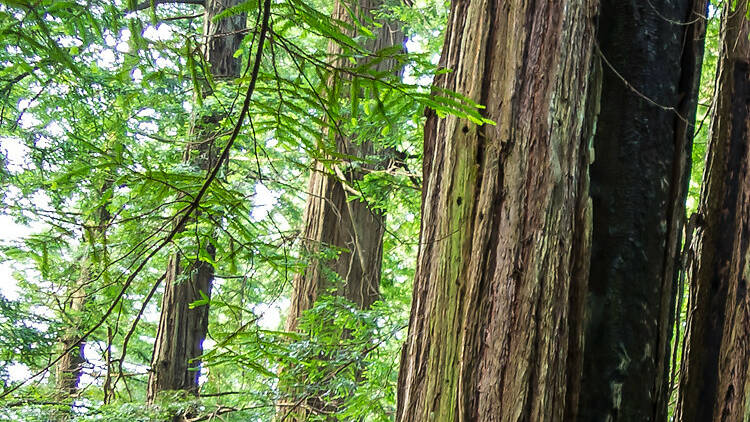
457,197,463,205
725,385,735,402
462,125,469,134
739,278,747,302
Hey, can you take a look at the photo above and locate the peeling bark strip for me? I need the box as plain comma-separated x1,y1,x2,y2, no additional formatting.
578,0,707,420
147,0,245,404
676,2,750,421
285,0,404,328
395,1,597,420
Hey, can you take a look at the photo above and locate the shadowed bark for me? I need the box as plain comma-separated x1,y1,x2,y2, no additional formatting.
579,0,707,420
676,2,750,421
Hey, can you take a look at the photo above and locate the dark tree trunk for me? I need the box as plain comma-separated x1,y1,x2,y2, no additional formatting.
676,2,750,420
395,0,598,420
284,0,404,333
147,0,245,404
578,0,707,420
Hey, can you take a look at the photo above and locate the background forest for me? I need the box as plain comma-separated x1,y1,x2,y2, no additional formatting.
0,0,740,421
0,0,457,419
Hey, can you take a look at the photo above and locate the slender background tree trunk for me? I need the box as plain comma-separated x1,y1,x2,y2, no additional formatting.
147,0,245,404
395,0,598,420
676,2,750,420
284,0,404,333
56,268,89,401
55,190,110,413
578,1,706,420
280,1,404,419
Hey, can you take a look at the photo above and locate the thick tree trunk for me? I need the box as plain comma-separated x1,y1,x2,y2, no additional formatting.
284,0,404,333
578,1,707,420
147,0,245,404
395,1,598,420
676,2,750,421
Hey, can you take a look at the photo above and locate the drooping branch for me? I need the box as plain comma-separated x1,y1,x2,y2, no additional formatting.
130,0,204,12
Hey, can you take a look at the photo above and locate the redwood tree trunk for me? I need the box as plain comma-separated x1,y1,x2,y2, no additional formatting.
280,2,403,420
395,1,598,420
147,0,245,404
676,2,750,420
578,1,707,420
284,0,404,333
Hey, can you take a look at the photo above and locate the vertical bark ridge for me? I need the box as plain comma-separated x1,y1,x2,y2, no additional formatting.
565,55,600,422
396,0,598,420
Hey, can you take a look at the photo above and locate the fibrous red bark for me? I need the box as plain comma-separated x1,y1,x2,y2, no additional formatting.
395,1,598,420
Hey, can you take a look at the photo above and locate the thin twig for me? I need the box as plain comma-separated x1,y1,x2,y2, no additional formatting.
595,41,690,125
130,0,204,12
